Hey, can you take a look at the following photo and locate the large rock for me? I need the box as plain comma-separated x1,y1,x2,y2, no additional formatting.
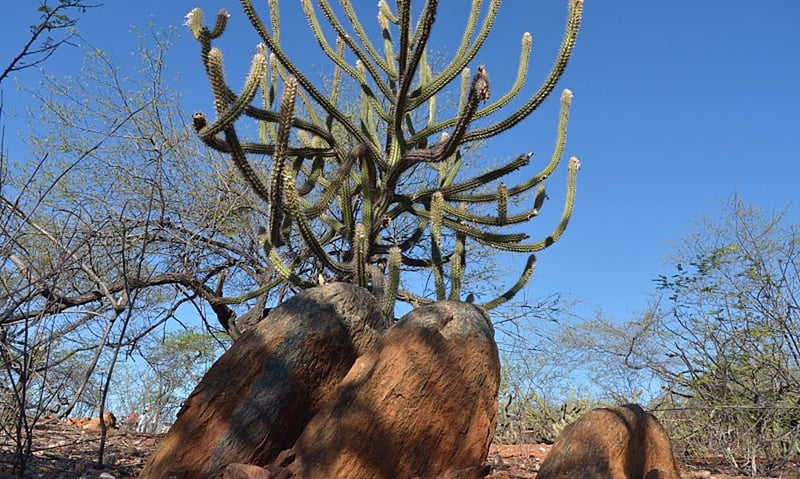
267,300,501,479
139,283,388,479
537,404,681,479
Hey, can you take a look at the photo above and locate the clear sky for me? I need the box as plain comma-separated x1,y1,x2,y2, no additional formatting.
2,1,799,323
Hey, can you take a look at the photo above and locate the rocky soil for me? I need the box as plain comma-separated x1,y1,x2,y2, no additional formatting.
0,422,788,478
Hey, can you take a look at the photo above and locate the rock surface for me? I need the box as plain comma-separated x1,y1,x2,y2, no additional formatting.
138,283,388,479
536,404,681,479
268,300,501,479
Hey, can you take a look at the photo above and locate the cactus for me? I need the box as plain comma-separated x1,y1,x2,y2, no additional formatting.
187,1,583,315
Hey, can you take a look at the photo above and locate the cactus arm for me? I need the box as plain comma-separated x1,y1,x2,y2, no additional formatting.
315,0,395,94
296,155,325,196
409,30,532,144
532,183,547,216
392,0,437,136
396,0,411,85
407,0,500,109
377,3,397,75
430,191,447,300
200,46,266,138
258,226,316,288
356,145,378,245
210,276,283,304
497,183,508,224
242,106,335,144
383,246,402,317
185,8,229,41
377,0,398,24
340,0,395,75
301,0,392,100
304,145,358,217
480,156,579,253
267,0,281,44
354,223,368,287
329,35,344,105
352,60,390,132
195,130,332,158
462,0,582,143
479,254,537,310
382,0,412,166
438,147,463,189
438,194,542,226
339,160,355,244
239,0,380,159
448,209,467,301
412,153,531,203
281,145,354,274
410,206,529,245
433,64,485,164
268,77,298,247
221,123,272,205
259,54,276,145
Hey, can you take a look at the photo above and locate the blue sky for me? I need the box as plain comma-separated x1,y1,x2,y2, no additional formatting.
2,1,799,323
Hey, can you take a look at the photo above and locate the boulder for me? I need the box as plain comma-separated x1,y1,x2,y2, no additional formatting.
139,283,388,479
537,403,681,479
272,300,500,479
223,463,272,479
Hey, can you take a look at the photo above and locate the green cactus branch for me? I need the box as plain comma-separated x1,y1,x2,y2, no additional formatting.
258,226,316,289
392,0,438,136
409,152,531,205
409,31,532,144
430,191,447,300
448,223,467,301
268,76,297,247
341,2,395,76
188,0,583,313
384,246,402,315
302,0,393,101
315,0,395,96
396,1,411,83
462,0,582,143
239,0,381,160
444,87,573,204
480,254,537,310
480,156,580,253
407,0,501,110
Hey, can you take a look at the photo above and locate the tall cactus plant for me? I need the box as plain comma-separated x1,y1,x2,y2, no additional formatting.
187,0,583,317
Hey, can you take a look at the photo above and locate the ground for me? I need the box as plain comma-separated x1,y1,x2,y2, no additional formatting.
0,422,787,478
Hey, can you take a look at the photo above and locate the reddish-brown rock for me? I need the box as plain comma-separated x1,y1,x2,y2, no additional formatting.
273,300,501,479
223,463,273,479
139,283,388,479
536,404,681,479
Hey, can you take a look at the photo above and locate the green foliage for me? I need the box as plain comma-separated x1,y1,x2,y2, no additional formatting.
650,198,800,474
496,358,597,444
187,1,583,315
1,26,261,473
558,196,800,475
110,328,226,430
